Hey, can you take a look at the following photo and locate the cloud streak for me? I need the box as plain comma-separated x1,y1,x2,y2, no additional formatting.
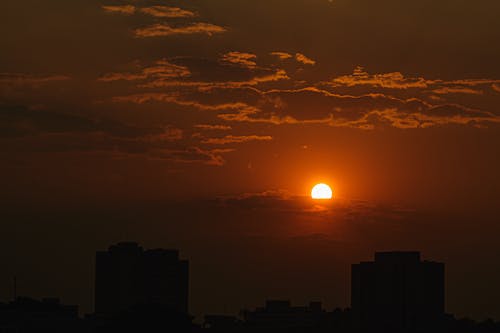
139,6,196,18
102,5,196,18
134,23,226,37
201,135,273,145
98,59,190,82
271,52,293,60
102,5,136,15
295,53,316,65
221,52,258,69
0,73,70,86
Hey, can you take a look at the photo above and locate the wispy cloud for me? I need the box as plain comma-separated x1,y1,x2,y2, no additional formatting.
134,23,226,37
432,87,484,95
98,59,190,82
194,124,232,131
214,86,500,129
221,52,258,69
138,70,289,90
295,53,316,65
152,147,234,166
271,52,293,60
326,67,500,92
0,105,238,166
328,66,431,89
110,93,254,111
139,6,196,18
201,135,273,145
0,73,70,86
102,5,136,15
102,5,196,18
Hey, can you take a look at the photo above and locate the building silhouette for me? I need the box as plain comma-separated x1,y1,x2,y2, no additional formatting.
351,251,444,332
0,297,82,333
95,242,189,314
242,300,325,330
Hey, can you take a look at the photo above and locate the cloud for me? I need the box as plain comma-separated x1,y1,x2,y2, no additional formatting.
271,52,316,65
102,5,196,18
326,67,500,92
0,105,96,138
0,73,70,86
102,5,136,15
0,105,238,166
221,52,257,69
201,135,273,145
219,190,413,224
110,93,256,112
342,104,500,129
194,124,232,131
99,56,288,91
270,52,293,60
0,104,181,139
140,127,183,142
432,87,484,95
98,59,190,82
295,53,316,65
150,147,234,166
97,53,500,135
139,6,196,18
137,70,289,90
329,66,432,89
447,78,500,87
1,132,232,166
217,105,333,126
134,23,226,37
214,86,500,129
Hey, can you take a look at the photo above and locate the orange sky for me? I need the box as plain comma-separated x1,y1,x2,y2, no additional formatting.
1,0,500,320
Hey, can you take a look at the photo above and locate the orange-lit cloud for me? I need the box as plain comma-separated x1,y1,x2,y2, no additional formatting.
326,67,500,93
432,87,484,95
295,53,316,65
221,52,258,69
0,73,70,86
139,6,196,18
110,93,255,111
201,135,273,145
102,5,136,15
102,5,196,18
329,66,432,89
194,124,232,131
134,23,226,37
0,105,240,166
138,70,289,90
271,52,293,60
151,147,234,166
140,127,183,143
98,59,190,82
213,86,500,129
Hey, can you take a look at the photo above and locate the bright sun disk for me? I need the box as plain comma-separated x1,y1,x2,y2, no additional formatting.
311,183,333,200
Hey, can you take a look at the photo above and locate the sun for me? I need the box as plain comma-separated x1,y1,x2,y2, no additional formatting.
311,183,333,200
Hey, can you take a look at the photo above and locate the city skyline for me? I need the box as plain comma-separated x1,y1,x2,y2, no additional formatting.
2,243,500,332
0,244,473,318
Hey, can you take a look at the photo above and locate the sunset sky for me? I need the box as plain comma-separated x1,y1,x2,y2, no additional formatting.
1,0,500,320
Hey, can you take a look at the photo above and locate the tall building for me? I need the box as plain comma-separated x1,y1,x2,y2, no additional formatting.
351,252,444,332
95,242,189,314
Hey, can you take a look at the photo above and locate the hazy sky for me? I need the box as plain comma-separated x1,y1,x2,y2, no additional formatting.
1,0,500,320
